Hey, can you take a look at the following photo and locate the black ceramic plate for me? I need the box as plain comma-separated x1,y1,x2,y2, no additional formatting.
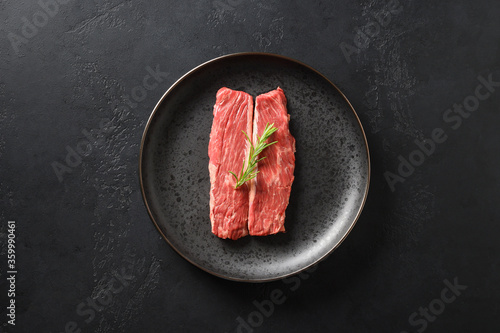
139,53,370,282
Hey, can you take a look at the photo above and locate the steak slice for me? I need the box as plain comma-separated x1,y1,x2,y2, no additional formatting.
248,88,296,236
208,87,253,240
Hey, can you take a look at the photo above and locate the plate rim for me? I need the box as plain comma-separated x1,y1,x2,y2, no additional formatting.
139,52,371,282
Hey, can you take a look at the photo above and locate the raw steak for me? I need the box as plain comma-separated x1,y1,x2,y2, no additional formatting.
208,87,253,240
248,88,296,236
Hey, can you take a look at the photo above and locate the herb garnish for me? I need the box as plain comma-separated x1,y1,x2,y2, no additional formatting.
229,123,278,189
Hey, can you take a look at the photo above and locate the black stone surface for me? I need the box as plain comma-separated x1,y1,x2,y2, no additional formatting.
1,0,499,332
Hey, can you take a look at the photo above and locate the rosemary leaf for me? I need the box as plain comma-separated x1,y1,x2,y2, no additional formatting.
230,123,278,189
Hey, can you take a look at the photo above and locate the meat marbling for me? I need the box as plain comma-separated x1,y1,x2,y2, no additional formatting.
208,87,253,240
248,88,295,236
209,87,295,239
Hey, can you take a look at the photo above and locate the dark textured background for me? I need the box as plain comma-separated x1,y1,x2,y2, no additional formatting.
1,0,499,332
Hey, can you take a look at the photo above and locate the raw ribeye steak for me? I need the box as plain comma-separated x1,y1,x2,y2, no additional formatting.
248,88,295,236
208,87,253,240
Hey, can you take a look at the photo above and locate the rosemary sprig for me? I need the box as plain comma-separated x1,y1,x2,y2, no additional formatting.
229,123,278,189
